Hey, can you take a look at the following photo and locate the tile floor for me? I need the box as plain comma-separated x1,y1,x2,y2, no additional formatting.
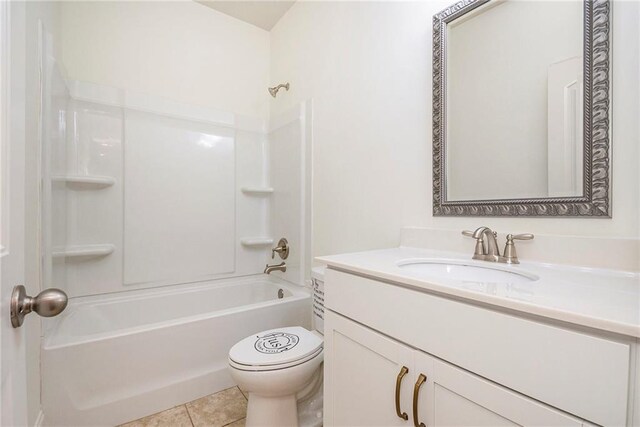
119,387,249,427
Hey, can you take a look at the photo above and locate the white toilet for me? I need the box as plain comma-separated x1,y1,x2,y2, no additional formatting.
228,267,326,427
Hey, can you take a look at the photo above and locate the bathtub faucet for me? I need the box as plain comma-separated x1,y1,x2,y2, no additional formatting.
264,262,286,274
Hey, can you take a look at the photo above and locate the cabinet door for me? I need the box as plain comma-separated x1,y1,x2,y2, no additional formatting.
420,355,587,427
324,311,414,426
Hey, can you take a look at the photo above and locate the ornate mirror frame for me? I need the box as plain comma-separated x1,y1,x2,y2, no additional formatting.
432,0,611,217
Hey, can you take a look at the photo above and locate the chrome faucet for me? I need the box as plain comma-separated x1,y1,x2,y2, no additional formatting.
264,262,286,274
462,226,534,264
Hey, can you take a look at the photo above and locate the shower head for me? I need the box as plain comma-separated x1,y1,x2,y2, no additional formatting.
268,82,290,98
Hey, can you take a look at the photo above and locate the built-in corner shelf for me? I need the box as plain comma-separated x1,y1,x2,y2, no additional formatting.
241,187,274,196
52,175,116,188
240,238,274,247
52,244,115,259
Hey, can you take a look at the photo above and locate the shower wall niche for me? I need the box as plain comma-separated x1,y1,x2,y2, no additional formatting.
42,41,312,298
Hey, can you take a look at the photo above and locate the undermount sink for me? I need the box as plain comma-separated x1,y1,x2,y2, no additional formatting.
396,259,538,284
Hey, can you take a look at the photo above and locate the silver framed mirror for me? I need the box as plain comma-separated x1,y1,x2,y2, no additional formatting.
432,0,611,217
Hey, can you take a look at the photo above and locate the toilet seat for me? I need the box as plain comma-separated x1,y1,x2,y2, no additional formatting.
229,347,323,372
229,326,323,372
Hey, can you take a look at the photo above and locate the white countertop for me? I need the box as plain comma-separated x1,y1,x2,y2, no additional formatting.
316,247,640,338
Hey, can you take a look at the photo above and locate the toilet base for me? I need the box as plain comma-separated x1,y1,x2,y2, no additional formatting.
296,365,323,427
246,393,298,427
297,386,323,427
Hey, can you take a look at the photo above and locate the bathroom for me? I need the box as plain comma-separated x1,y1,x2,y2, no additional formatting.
0,0,638,426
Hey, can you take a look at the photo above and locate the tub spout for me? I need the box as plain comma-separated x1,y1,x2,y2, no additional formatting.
264,262,286,274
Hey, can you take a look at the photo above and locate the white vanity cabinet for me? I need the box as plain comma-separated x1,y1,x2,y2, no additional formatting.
323,268,635,427
325,311,590,427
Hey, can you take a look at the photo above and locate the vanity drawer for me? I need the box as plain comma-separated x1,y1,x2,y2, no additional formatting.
325,269,631,426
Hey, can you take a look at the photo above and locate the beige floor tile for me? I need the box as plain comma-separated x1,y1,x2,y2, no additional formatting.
224,419,246,427
186,387,248,427
119,405,193,427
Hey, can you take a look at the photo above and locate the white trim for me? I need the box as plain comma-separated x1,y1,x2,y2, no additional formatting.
0,0,10,258
0,3,7,425
2,0,30,424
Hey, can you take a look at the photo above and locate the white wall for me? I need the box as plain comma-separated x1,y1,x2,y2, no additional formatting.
270,1,441,257
60,1,271,119
270,0,640,259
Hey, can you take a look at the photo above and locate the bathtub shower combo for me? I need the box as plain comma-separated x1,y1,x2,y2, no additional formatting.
38,26,314,426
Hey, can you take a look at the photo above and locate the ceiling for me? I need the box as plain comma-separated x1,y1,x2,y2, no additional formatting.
196,1,296,31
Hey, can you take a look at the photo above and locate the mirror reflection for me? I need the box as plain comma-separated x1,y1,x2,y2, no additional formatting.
445,0,584,201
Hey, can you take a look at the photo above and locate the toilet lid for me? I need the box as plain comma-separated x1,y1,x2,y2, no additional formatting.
229,326,323,367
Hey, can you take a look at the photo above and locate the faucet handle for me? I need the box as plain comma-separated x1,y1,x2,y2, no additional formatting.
271,238,290,260
509,233,534,241
462,230,475,238
503,233,534,264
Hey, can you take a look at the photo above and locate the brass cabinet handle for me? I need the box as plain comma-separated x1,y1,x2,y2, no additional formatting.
395,366,409,420
412,374,427,427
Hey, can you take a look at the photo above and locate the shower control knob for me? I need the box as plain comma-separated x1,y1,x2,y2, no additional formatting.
271,238,290,260
10,285,68,328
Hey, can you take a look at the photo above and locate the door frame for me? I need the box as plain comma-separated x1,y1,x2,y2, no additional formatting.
1,0,30,425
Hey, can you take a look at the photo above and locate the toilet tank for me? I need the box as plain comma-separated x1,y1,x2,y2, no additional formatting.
311,266,326,335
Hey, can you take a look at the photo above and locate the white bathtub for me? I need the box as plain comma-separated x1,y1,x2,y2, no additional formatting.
41,275,311,426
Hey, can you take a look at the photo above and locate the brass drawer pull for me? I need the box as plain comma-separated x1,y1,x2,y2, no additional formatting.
412,374,427,427
395,366,409,420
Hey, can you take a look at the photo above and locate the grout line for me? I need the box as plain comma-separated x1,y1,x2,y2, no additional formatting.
237,386,248,401
184,404,196,427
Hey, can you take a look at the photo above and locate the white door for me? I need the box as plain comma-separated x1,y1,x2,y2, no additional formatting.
0,1,29,425
547,56,584,197
324,311,414,427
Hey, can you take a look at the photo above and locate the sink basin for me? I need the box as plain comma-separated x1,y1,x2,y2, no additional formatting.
396,259,538,284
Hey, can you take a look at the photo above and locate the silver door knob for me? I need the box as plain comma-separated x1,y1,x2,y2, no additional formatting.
10,285,68,328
